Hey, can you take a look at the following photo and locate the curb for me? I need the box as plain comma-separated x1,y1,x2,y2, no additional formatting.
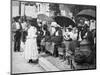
39,57,60,71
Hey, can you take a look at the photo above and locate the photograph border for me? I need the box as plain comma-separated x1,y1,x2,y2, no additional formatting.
10,0,97,75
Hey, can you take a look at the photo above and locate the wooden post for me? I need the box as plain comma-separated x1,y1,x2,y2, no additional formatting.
19,1,21,16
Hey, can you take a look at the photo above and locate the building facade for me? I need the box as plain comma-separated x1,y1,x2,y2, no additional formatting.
12,1,73,19
12,1,20,17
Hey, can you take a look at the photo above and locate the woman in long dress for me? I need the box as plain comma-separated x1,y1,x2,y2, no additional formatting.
24,23,38,63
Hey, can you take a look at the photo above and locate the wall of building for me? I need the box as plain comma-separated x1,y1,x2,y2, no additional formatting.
25,5,37,18
12,1,19,17
36,3,49,17
60,4,73,18
21,3,25,16
20,2,49,18
12,1,73,18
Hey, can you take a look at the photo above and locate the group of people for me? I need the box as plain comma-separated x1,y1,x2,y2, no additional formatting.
12,18,39,63
12,16,96,65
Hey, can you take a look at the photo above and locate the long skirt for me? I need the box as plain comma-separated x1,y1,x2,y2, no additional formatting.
68,40,80,55
63,41,71,56
24,38,38,61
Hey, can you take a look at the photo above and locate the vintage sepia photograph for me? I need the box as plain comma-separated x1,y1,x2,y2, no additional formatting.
11,0,96,74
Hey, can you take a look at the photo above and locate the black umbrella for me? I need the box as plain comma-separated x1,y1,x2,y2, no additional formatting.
54,16,76,27
76,9,96,19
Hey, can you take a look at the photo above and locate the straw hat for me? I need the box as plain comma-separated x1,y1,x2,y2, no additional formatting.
51,22,57,27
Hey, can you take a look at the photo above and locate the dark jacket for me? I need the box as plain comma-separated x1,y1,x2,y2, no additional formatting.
14,29,21,41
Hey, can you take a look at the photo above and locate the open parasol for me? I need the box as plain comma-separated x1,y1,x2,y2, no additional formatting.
76,9,96,19
54,16,76,27
37,14,54,22
37,14,49,21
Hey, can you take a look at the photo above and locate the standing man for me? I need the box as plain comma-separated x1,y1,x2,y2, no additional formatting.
14,18,22,52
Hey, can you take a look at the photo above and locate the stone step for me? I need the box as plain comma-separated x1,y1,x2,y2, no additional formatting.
39,57,60,71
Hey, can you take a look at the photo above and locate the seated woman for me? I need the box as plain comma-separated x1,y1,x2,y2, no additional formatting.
63,26,73,53
68,27,80,55
46,22,63,57
63,27,73,41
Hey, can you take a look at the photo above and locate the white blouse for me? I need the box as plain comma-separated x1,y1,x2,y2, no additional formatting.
70,32,78,40
27,26,37,39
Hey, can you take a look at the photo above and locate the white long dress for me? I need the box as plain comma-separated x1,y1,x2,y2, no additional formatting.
24,26,38,61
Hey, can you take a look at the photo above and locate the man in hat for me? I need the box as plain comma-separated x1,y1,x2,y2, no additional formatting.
37,19,44,53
